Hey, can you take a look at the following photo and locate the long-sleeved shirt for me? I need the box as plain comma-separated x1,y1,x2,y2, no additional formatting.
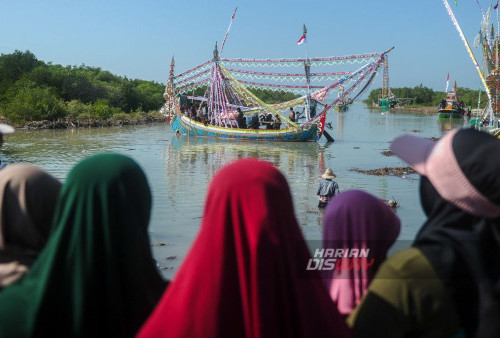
316,178,339,198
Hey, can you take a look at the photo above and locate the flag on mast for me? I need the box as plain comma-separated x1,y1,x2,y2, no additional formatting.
495,1,499,9
220,6,238,54
297,34,306,45
445,73,450,93
297,24,307,45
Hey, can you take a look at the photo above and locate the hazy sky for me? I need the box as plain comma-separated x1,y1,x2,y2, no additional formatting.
0,0,493,91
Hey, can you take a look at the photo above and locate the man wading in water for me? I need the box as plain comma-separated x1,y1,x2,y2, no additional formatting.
316,168,339,208
0,124,14,170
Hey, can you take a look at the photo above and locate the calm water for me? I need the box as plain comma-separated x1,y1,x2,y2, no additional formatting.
1,103,466,279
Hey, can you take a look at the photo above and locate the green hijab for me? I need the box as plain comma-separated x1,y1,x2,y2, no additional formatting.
0,153,167,337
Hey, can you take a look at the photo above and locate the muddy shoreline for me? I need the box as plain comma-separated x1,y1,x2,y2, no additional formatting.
378,106,437,115
350,166,417,177
11,115,170,130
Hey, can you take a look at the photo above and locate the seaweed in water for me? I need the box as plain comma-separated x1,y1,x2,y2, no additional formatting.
350,166,416,177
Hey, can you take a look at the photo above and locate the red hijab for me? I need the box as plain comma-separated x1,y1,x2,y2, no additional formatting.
138,158,352,338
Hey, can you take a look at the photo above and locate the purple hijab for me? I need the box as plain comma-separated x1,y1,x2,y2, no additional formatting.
323,190,401,315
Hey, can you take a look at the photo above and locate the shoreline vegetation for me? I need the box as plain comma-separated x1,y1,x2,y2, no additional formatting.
0,51,481,130
0,51,168,130
10,112,170,130
9,106,438,130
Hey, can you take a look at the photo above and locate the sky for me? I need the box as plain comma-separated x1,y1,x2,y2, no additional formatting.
0,0,494,92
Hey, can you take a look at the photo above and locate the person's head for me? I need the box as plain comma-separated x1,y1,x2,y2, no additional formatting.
290,107,294,112
0,124,15,148
322,168,336,180
0,164,61,288
322,190,400,315
390,128,500,219
0,153,165,337
137,158,350,337
391,125,500,337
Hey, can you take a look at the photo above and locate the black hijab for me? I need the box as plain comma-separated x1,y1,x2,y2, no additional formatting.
413,129,500,337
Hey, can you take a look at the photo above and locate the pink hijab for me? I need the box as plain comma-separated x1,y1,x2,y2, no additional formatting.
323,190,400,315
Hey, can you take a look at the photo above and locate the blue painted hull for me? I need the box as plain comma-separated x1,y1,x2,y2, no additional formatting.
171,115,321,142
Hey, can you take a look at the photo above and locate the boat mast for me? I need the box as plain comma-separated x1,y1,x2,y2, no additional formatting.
303,24,311,121
163,56,178,117
442,0,492,108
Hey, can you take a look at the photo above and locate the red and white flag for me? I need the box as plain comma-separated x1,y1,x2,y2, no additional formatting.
220,6,238,54
297,34,306,45
445,73,450,93
314,90,327,101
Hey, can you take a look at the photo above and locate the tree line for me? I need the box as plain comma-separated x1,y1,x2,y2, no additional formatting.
364,84,489,108
6,50,485,124
0,50,165,123
0,51,301,123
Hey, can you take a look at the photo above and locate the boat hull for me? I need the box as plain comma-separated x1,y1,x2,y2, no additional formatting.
171,115,322,142
437,109,464,119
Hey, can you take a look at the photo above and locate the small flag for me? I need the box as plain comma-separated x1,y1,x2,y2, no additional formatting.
314,90,327,101
445,73,450,93
455,0,458,6
495,1,499,9
231,6,237,19
297,34,306,45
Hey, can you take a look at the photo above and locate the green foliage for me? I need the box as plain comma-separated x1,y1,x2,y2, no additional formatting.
249,88,300,104
0,51,42,99
0,50,165,122
4,87,66,122
364,85,489,108
65,100,92,119
91,100,119,119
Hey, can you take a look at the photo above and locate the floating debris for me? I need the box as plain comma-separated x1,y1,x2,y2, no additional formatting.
426,136,440,142
152,242,167,247
387,200,399,208
306,206,320,214
166,255,177,260
353,146,360,149
381,150,394,156
350,166,416,177
381,199,399,208
388,196,400,208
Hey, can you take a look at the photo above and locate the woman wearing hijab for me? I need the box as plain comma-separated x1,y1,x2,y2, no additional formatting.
0,164,61,289
323,190,400,317
348,128,500,337
0,153,167,337
138,158,352,338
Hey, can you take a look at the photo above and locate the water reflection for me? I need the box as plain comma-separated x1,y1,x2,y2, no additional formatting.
165,135,324,220
437,117,468,132
0,104,460,279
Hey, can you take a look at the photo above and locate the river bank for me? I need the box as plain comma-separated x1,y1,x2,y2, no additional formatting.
391,106,436,114
6,114,170,130
366,104,437,115
375,106,437,115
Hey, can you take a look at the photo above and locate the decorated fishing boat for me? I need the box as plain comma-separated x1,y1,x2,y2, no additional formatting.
441,0,500,137
162,13,393,142
437,81,465,119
